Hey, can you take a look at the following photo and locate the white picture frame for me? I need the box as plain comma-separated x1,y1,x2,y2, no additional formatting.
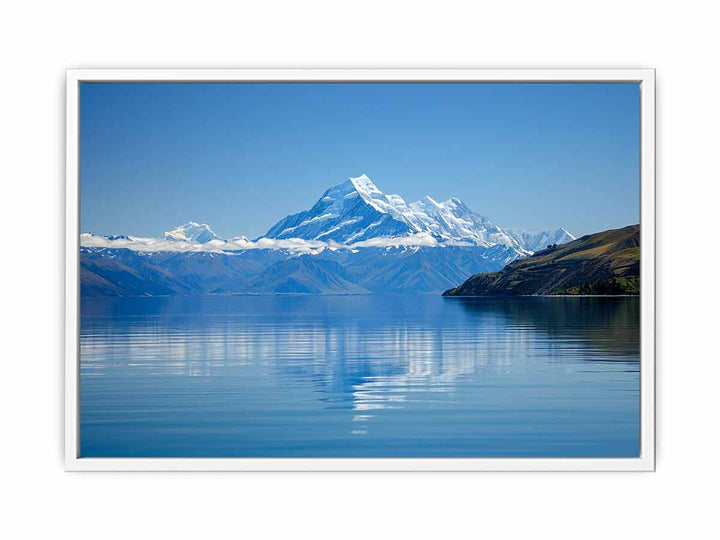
65,68,655,471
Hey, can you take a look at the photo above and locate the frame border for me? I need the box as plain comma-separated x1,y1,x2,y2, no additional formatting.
65,68,655,471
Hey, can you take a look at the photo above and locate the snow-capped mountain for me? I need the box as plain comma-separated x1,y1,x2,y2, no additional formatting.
264,174,520,248
165,221,220,243
79,174,579,295
264,175,415,244
506,227,576,252
82,175,573,256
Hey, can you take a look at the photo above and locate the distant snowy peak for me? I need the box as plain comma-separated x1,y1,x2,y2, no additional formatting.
506,227,576,252
263,174,522,248
553,228,576,244
165,222,220,243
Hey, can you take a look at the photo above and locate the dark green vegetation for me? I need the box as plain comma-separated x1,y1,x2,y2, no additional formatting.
549,276,639,295
443,225,639,296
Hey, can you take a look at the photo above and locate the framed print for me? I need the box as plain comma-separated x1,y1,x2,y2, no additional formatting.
65,69,655,471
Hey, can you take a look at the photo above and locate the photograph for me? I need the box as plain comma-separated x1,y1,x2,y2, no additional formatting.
71,73,650,466
10,1,720,537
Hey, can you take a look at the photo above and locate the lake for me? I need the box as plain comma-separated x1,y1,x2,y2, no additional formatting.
80,295,640,458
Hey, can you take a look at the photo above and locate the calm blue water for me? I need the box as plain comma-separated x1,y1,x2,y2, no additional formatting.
80,295,640,457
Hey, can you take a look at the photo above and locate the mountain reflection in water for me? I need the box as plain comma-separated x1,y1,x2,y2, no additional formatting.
80,295,640,458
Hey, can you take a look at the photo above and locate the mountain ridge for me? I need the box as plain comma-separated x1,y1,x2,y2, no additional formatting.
442,225,640,297
80,243,518,296
82,174,574,255
262,174,527,248
79,174,581,296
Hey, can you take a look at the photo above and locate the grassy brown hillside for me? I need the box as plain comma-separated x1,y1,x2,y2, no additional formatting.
442,224,640,296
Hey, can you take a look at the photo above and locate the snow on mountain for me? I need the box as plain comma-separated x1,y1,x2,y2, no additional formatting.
408,195,519,248
263,174,524,249
263,175,416,244
80,175,574,256
165,221,220,243
506,227,576,252
78,174,581,296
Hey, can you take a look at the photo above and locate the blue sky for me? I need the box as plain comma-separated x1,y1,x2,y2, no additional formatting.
80,82,639,239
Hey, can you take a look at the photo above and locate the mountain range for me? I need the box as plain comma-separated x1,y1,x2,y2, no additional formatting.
81,174,575,296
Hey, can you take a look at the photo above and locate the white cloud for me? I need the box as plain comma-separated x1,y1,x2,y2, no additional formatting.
347,232,440,248
80,233,333,254
80,232,471,254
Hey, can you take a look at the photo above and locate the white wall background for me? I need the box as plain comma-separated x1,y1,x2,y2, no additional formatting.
1,1,717,538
